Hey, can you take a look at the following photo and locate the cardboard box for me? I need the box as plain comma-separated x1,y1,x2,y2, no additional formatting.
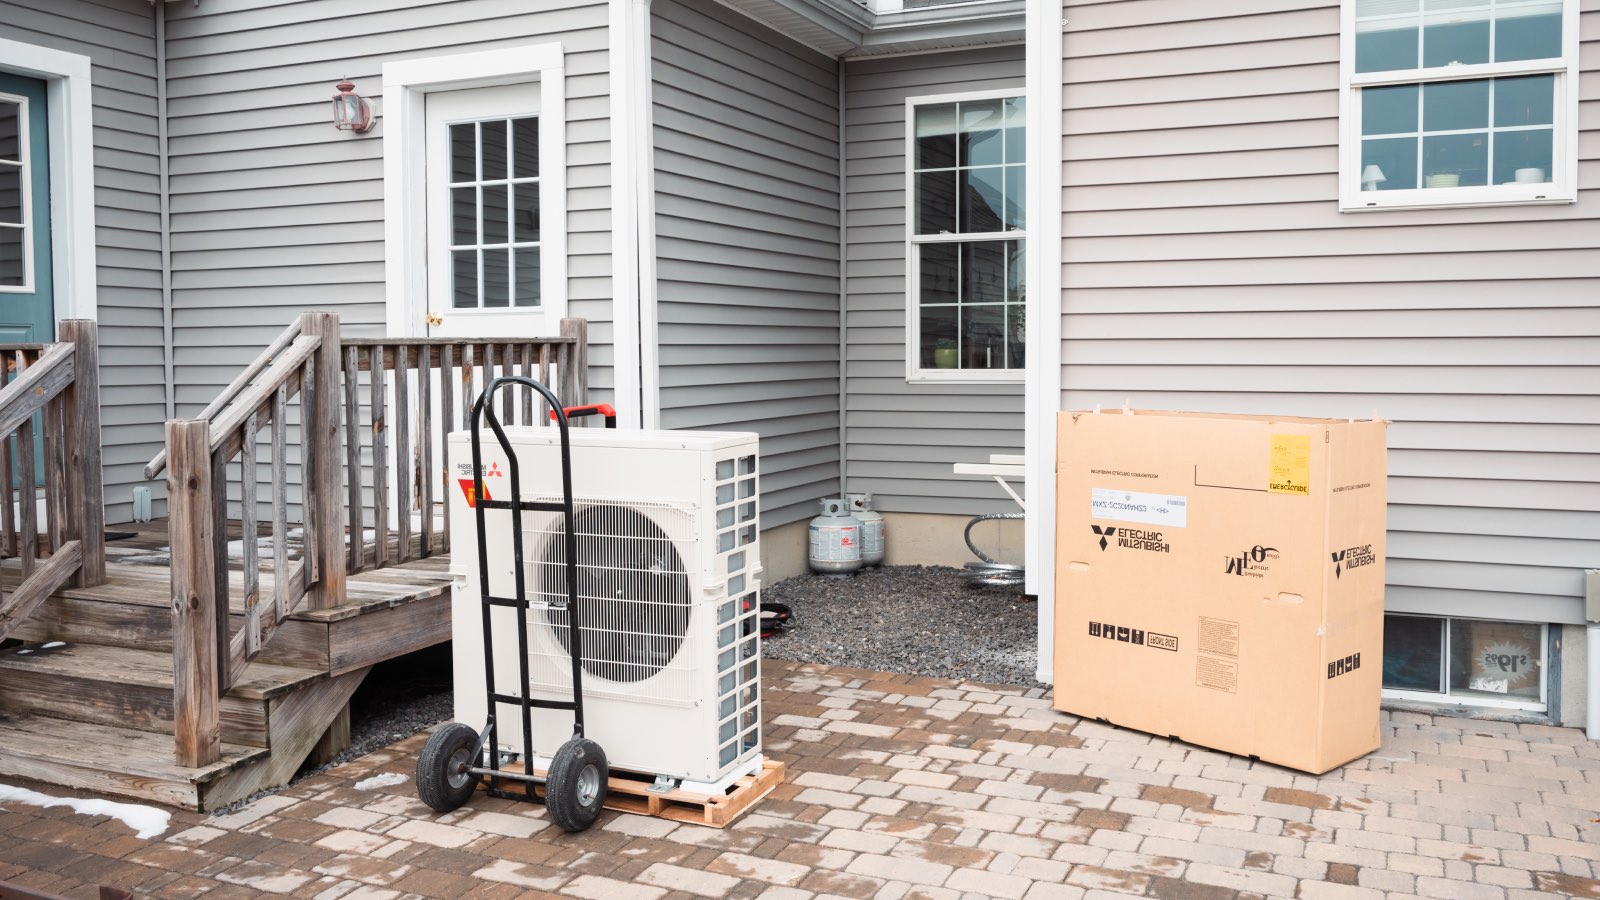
1054,409,1387,774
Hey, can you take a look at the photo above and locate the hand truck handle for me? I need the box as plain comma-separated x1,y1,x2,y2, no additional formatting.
549,403,617,428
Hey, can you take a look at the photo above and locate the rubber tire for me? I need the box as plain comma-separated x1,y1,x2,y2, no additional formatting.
416,723,482,812
545,737,608,832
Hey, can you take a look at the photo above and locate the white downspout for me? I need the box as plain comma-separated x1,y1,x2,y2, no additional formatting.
1588,624,1598,741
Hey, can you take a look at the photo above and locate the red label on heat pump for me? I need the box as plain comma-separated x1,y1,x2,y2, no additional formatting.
459,479,490,508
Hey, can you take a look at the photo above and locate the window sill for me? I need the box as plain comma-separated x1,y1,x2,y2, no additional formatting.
1382,688,1546,714
907,369,1025,385
1340,185,1576,212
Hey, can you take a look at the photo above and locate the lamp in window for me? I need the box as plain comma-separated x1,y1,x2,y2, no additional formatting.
331,79,375,134
1360,165,1386,192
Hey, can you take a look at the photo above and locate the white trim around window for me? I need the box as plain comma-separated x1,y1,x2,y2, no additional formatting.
904,87,1027,384
1338,0,1580,212
383,43,568,339
0,38,97,324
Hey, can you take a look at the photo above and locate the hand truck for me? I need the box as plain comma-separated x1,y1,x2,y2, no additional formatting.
415,377,610,832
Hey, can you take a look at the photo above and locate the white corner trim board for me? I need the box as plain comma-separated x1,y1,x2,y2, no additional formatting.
382,43,568,341
0,38,98,324
0,784,169,839
1024,0,1065,685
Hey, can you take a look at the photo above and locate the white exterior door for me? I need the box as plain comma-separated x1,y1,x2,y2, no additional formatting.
425,83,551,338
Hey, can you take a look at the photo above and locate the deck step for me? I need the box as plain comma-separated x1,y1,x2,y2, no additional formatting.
0,710,266,810
0,642,322,748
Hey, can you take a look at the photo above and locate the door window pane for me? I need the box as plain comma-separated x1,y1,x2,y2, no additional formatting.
480,120,507,181
450,123,475,183
1383,615,1444,692
451,250,477,308
0,101,18,161
482,184,508,245
513,247,540,307
0,166,21,226
511,116,540,178
1449,620,1541,700
482,248,509,308
513,183,540,242
0,228,22,287
451,187,474,245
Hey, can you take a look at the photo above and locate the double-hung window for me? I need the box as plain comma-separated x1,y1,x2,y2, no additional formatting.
906,91,1025,381
1341,0,1578,210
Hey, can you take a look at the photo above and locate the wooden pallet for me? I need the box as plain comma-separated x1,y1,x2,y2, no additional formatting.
482,758,785,829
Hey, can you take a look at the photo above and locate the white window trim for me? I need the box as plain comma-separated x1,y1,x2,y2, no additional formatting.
904,87,1027,384
0,38,97,324
1337,0,1580,212
383,43,567,338
0,90,36,294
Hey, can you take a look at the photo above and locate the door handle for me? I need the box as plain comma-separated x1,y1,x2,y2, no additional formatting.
426,313,444,326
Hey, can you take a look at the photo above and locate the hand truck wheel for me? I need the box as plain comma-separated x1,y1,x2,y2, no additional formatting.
416,722,483,812
545,736,609,832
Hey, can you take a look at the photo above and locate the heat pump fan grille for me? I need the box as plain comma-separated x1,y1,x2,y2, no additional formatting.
527,501,699,701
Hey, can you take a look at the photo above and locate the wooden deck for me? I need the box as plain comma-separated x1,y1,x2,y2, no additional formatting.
0,518,454,810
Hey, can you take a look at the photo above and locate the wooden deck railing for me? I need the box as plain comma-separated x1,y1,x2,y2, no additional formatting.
341,318,588,571
0,321,105,641
154,312,589,767
161,312,344,767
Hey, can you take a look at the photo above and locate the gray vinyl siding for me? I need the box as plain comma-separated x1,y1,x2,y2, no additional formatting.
3,0,164,524
1056,1,1600,624
651,0,841,528
842,46,1025,517
161,0,614,413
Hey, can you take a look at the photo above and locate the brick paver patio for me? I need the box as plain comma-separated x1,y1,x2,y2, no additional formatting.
1,658,1598,899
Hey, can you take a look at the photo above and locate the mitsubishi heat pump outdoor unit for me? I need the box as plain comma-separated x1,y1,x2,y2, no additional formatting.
447,427,765,793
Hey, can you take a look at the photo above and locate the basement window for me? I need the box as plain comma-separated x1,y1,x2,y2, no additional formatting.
1382,614,1547,711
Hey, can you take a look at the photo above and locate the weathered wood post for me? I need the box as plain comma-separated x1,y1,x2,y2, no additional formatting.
170,418,221,767
299,312,346,610
559,317,588,409
59,320,104,587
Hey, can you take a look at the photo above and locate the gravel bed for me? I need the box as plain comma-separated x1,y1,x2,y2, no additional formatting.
761,565,1044,689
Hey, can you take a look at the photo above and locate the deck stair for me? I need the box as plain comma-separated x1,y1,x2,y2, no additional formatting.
0,314,590,811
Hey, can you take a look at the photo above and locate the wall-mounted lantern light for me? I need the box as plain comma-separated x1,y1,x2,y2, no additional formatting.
331,79,375,133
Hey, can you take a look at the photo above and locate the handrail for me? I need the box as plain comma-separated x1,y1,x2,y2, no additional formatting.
168,312,344,768
143,318,304,480
167,313,590,768
0,321,105,642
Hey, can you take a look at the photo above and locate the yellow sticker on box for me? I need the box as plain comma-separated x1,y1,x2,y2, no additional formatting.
1268,434,1311,495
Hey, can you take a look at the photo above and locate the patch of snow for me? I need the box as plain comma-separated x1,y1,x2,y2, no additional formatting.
41,641,65,649
0,784,169,839
354,772,409,790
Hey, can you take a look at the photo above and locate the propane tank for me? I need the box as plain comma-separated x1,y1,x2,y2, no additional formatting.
846,493,885,567
808,498,863,577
